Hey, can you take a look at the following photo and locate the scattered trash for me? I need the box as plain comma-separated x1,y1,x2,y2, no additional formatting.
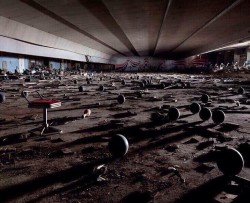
167,166,186,183
93,164,108,182
82,109,91,118
1,72,250,202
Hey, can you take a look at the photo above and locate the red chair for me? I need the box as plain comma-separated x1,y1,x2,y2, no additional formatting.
22,91,62,135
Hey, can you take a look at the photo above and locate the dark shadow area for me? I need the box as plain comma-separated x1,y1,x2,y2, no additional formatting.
175,175,250,203
71,122,124,134
218,122,240,132
0,116,236,202
0,119,18,125
112,111,137,119
194,150,220,163
49,116,83,126
179,113,193,119
0,156,115,202
66,120,207,152
63,133,108,148
134,129,195,153
0,133,27,146
175,176,228,203
238,142,250,167
60,120,201,153
121,190,152,203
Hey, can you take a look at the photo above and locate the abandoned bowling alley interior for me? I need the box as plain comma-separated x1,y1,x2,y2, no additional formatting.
1,0,250,202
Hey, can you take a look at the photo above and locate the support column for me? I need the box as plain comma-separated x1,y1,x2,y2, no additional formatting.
247,46,250,62
18,56,25,73
246,46,250,69
43,108,48,129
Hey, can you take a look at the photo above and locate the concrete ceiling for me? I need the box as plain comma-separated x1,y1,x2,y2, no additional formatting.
0,0,250,59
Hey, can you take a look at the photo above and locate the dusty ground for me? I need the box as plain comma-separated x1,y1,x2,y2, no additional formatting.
1,72,250,203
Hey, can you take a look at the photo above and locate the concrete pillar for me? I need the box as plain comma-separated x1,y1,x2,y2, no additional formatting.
224,51,233,64
247,47,250,62
234,48,247,66
60,59,64,70
234,50,240,63
2,61,7,72
19,57,25,73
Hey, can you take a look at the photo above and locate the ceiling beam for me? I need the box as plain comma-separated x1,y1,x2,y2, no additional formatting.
79,0,139,56
19,0,125,56
152,0,172,56
190,33,250,56
167,0,245,54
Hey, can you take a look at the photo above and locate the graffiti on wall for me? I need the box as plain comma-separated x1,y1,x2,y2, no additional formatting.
115,56,207,71
116,58,160,71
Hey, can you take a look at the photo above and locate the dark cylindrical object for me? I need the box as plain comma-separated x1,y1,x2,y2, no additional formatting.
141,79,148,86
199,107,212,121
0,93,6,103
139,82,145,88
201,94,209,103
217,147,244,176
212,110,225,124
99,85,105,91
238,87,245,94
79,86,84,92
151,112,165,123
131,80,144,88
168,107,180,121
21,91,29,98
160,83,165,89
146,83,165,89
190,102,201,114
108,134,129,158
117,94,126,104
